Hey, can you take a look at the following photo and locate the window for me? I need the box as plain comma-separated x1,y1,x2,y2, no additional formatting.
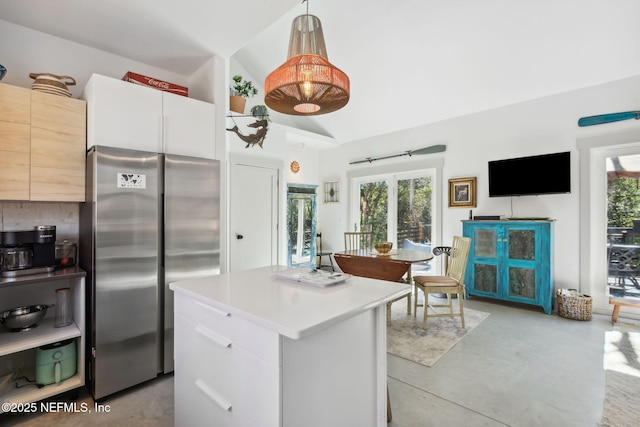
348,158,443,272
397,175,433,246
355,174,433,247
358,178,388,241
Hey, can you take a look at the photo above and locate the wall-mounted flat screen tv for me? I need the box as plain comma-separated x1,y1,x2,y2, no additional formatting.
488,151,571,197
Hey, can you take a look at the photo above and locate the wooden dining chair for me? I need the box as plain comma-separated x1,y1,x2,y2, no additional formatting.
316,233,335,271
413,245,452,313
344,231,373,251
413,236,471,329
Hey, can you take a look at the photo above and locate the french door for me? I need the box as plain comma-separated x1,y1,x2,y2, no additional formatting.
606,152,640,298
354,172,433,246
351,170,435,274
580,140,640,314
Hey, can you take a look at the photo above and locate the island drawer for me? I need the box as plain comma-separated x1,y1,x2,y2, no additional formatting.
174,362,233,427
175,292,234,338
174,314,234,400
174,313,281,427
174,292,281,366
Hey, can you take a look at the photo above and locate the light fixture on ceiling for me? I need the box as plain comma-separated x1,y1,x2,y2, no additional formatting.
264,0,350,116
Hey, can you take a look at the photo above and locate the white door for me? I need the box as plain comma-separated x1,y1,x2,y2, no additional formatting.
230,163,279,271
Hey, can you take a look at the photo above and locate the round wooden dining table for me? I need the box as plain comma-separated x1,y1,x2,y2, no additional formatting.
333,249,434,314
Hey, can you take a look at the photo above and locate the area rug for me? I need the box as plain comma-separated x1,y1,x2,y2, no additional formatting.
599,322,640,427
387,300,489,367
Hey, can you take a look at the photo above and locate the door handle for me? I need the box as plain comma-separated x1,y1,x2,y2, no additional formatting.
236,234,244,240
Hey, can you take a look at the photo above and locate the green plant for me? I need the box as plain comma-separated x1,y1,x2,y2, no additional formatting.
608,177,640,227
230,75,258,98
250,104,271,121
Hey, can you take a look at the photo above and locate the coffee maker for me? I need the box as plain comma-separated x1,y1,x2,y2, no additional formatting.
0,225,56,277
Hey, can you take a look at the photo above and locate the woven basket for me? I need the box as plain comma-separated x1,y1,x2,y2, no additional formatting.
556,290,592,321
29,73,75,98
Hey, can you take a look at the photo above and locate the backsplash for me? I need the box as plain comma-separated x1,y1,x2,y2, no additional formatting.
0,202,79,242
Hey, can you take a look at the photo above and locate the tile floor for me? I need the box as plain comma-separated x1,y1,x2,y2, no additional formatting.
2,296,632,427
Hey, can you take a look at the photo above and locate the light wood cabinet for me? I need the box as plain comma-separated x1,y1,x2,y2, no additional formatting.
31,92,86,202
0,83,86,202
0,84,31,200
84,74,216,159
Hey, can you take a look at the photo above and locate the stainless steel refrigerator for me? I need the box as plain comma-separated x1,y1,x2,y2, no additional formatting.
79,145,220,399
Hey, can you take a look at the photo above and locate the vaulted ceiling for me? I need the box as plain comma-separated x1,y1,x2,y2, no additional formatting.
3,0,640,145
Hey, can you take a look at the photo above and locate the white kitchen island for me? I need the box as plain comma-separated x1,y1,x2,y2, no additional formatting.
169,265,410,427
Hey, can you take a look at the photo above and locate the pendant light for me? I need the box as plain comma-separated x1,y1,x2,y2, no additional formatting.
264,0,350,115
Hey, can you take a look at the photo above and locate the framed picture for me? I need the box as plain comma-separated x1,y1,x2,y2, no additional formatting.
448,177,477,208
324,181,340,203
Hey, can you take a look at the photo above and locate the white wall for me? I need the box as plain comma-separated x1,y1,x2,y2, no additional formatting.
318,74,640,295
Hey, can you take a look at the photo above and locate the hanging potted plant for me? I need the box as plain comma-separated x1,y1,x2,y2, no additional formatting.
230,75,258,114
250,104,271,121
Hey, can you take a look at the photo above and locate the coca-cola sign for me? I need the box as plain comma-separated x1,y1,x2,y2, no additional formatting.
122,72,188,97
146,78,170,90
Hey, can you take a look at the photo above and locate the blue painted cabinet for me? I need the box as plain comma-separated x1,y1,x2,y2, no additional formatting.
462,221,553,314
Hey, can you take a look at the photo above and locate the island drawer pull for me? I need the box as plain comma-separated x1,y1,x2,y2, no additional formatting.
195,378,232,411
196,324,232,348
195,300,230,317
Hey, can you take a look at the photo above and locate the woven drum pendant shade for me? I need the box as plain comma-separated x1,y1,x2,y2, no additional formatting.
264,14,349,115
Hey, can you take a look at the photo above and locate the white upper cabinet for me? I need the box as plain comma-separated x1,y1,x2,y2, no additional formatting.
162,92,215,159
83,74,215,159
84,74,162,153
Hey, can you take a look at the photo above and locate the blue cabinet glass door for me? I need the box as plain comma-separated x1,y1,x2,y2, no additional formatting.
463,221,553,314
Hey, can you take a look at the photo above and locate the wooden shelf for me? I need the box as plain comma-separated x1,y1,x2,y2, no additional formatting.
0,319,81,357
0,371,83,410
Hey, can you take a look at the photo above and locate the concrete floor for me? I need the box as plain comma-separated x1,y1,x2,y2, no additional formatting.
2,297,629,427
387,297,621,427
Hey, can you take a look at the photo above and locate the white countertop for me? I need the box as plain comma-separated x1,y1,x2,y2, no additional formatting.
169,265,410,339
